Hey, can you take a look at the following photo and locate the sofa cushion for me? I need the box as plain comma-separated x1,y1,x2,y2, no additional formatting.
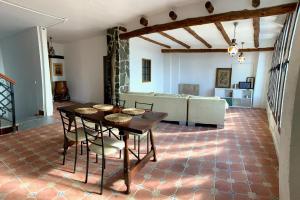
154,93,190,98
126,92,154,96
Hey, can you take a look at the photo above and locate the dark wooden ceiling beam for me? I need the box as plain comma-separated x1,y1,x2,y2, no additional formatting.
169,11,178,20
138,36,171,48
183,27,212,48
161,47,274,53
252,0,260,8
253,17,260,48
205,1,214,13
140,17,148,26
214,22,232,45
159,31,191,49
120,3,297,39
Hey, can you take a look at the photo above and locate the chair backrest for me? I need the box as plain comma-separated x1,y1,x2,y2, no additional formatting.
81,117,105,154
59,110,78,140
111,98,126,107
135,101,153,111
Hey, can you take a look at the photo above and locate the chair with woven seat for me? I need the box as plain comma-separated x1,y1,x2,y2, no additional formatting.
59,110,89,172
131,101,153,160
81,116,125,194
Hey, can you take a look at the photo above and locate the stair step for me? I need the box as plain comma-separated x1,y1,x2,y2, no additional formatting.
0,118,18,135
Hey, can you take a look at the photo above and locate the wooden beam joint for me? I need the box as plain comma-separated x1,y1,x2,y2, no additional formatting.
252,0,260,8
205,1,214,13
169,11,178,20
140,17,148,26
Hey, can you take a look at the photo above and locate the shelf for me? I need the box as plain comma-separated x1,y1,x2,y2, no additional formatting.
216,88,253,108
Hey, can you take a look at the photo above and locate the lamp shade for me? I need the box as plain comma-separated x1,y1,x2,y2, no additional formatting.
228,39,238,57
228,45,238,56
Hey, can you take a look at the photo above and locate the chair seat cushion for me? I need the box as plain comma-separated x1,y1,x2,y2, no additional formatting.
66,128,96,142
89,136,125,155
66,128,85,141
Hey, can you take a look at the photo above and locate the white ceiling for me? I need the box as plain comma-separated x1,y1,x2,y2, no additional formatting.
143,15,285,49
0,0,296,46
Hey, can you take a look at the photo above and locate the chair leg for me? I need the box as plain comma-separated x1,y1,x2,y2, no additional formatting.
96,154,98,163
138,136,140,160
119,150,122,159
134,135,136,150
85,148,89,183
74,142,78,173
147,133,149,153
62,138,68,165
80,141,83,155
100,157,105,195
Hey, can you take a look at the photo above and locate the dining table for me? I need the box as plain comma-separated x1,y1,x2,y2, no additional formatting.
57,103,168,194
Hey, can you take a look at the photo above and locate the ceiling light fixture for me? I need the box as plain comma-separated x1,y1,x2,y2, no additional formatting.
228,22,239,57
238,42,246,63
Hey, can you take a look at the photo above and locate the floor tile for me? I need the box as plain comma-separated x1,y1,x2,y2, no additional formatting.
0,105,278,200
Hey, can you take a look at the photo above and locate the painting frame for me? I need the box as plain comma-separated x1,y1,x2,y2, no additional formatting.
246,77,255,89
54,63,63,76
215,68,232,88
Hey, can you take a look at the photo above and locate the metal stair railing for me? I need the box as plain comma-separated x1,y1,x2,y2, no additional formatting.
0,73,16,132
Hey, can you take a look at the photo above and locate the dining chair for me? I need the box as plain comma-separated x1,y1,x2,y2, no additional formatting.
131,101,153,160
59,110,86,173
81,116,125,194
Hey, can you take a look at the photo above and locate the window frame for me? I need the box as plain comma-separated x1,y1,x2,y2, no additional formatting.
142,58,151,83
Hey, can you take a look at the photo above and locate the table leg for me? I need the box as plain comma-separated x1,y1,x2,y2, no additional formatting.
121,130,131,194
149,129,157,162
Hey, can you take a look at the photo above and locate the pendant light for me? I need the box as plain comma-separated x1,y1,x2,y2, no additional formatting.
228,22,239,57
238,42,246,63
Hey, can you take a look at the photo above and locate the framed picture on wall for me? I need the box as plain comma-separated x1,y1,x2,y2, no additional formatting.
239,81,251,89
215,68,232,88
246,77,255,89
54,63,63,76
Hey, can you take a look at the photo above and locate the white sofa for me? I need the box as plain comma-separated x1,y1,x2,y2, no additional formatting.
188,96,227,126
120,92,188,123
120,92,227,126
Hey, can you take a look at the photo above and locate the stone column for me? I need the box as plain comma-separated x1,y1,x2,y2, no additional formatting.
106,27,129,101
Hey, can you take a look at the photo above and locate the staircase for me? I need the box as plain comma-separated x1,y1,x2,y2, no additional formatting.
0,73,17,134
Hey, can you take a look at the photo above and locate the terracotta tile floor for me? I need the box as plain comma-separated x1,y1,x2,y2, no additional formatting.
0,106,278,200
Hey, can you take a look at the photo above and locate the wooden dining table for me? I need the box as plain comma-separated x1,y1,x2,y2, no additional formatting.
57,103,168,194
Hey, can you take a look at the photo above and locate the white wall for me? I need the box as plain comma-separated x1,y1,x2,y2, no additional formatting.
0,27,47,120
163,52,259,96
64,35,106,103
37,27,53,117
129,37,164,92
253,52,273,108
0,46,4,73
52,43,64,56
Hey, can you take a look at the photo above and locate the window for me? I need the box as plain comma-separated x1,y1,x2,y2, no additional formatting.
267,6,299,129
142,59,151,82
